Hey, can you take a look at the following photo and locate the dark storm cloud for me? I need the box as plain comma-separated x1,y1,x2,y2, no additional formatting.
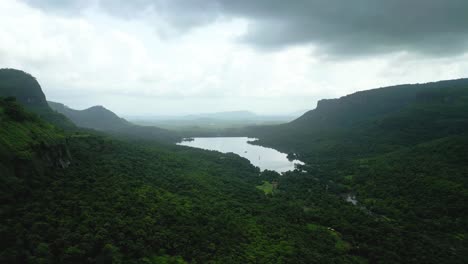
23,0,468,57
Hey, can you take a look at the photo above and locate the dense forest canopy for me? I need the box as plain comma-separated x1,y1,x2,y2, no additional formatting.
1,69,467,263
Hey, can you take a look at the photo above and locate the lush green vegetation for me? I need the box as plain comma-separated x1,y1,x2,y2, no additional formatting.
1,69,467,263
0,98,370,263
256,181,274,195
248,79,468,263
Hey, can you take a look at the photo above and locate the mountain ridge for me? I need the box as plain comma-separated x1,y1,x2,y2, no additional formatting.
294,77,468,127
49,101,180,143
48,101,131,131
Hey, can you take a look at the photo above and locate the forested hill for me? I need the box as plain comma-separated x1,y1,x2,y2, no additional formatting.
0,96,380,264
2,69,467,263
49,101,131,131
0,69,74,129
0,68,178,143
248,78,468,263
251,78,468,159
295,78,468,128
48,101,180,143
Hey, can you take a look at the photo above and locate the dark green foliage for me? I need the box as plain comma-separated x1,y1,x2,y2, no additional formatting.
250,78,468,158
2,70,468,263
0,98,364,263
248,79,468,263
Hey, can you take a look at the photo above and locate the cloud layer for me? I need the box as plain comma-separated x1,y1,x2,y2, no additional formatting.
1,0,467,115
24,0,468,57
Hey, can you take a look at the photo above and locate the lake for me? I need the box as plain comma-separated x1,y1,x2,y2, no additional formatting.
177,137,304,173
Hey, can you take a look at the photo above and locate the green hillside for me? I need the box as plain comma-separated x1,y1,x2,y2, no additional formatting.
248,79,468,262
1,70,467,263
48,102,131,131
0,97,374,264
251,78,468,159
0,74,366,263
49,101,180,143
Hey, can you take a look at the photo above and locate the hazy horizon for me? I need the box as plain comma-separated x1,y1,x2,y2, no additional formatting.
2,0,468,116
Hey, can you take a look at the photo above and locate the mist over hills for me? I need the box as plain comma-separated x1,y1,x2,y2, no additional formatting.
181,110,297,121
3,0,468,262
128,110,297,124
128,110,297,136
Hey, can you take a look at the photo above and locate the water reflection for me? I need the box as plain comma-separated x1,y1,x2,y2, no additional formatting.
178,137,304,173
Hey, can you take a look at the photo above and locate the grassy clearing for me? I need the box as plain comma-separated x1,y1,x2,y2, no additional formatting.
256,181,273,195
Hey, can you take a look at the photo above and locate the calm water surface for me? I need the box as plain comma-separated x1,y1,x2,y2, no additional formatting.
177,137,304,173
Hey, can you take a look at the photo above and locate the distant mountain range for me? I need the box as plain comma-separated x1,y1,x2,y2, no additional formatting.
127,110,300,122
181,111,298,121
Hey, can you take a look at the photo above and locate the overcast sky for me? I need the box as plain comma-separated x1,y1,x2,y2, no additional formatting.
1,0,468,116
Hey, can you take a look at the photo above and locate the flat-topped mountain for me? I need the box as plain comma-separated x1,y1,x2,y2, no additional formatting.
293,78,468,129
251,78,468,157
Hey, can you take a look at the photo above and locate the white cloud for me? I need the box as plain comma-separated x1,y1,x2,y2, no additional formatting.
1,0,468,115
